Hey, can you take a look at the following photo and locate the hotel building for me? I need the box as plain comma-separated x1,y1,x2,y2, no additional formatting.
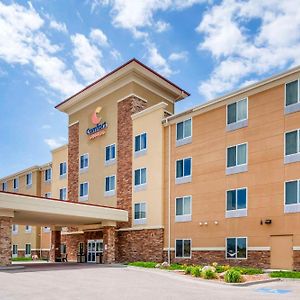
1,59,300,270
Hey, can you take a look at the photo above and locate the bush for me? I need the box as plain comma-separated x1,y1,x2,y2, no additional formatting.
224,269,242,283
185,266,193,275
191,266,201,277
202,269,216,279
168,263,185,270
232,267,263,275
127,262,157,268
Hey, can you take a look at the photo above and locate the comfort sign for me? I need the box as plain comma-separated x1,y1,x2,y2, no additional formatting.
86,107,108,140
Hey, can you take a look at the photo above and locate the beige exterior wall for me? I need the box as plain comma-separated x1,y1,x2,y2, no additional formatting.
164,72,300,251
132,103,167,228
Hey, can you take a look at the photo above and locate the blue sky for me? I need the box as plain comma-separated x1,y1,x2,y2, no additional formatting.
0,0,300,177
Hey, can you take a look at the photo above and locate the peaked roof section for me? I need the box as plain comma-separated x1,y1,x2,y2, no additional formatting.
55,58,190,111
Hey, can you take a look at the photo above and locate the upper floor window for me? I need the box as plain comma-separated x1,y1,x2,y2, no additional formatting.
175,239,191,258
285,80,300,114
26,173,32,186
175,196,192,222
2,182,7,191
45,168,52,182
59,188,67,201
105,175,116,196
79,182,88,200
226,237,247,259
43,227,51,233
44,192,51,198
105,144,116,163
226,143,248,175
226,188,247,218
80,154,89,170
227,98,248,127
135,133,147,153
285,129,300,164
60,162,67,177
134,202,146,225
285,180,300,214
134,168,147,186
25,225,32,233
176,119,192,146
13,178,19,190
176,158,192,184
12,224,18,234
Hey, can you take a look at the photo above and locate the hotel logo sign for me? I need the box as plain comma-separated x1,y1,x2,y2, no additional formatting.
86,106,108,140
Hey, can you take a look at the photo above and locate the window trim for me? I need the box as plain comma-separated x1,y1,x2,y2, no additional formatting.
104,175,116,197
59,187,67,201
26,172,32,187
44,192,51,198
59,161,67,178
80,153,89,171
13,177,19,190
134,132,147,155
43,227,51,233
225,237,248,260
284,129,300,164
133,202,147,225
175,239,192,259
105,143,116,164
44,168,52,182
25,243,31,257
25,225,32,234
134,168,147,190
225,187,248,218
12,224,18,234
284,179,300,213
226,142,248,175
175,157,192,184
79,182,89,201
285,79,300,107
175,195,192,222
226,98,248,125
12,244,18,258
176,118,192,146
2,181,7,191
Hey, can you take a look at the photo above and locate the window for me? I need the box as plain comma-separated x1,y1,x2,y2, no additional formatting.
59,188,67,201
176,119,192,142
45,168,52,181
43,227,51,233
226,237,247,259
285,130,300,164
44,193,51,198
226,188,247,211
25,225,32,233
285,180,300,213
26,173,32,186
25,244,31,257
286,79,299,106
80,154,89,170
175,239,191,258
134,203,146,225
59,162,67,177
105,144,116,162
12,244,18,257
12,224,18,234
61,244,67,254
2,182,7,191
134,168,147,186
13,178,19,190
227,98,248,125
79,182,88,200
176,158,192,184
105,175,116,196
175,196,192,222
226,143,248,175
135,133,147,153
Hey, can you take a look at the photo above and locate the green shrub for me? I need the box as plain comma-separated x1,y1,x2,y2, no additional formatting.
12,257,33,262
270,271,300,279
185,266,193,275
127,262,157,268
168,263,185,270
202,269,216,279
224,269,242,283
191,266,201,277
232,267,263,275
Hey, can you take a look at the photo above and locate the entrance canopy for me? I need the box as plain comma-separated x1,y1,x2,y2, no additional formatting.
0,191,128,226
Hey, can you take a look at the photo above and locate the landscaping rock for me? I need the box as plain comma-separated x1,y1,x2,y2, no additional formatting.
155,263,161,268
202,265,216,273
161,262,170,268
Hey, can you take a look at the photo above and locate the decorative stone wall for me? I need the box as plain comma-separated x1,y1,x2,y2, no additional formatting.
293,250,300,271
116,228,164,263
49,231,61,262
103,227,116,263
0,217,12,266
68,122,79,202
163,250,270,269
117,96,147,228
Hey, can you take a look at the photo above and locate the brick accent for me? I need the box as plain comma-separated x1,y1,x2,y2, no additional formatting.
117,96,147,227
163,250,270,269
103,227,116,263
0,217,12,266
116,228,164,263
68,122,79,202
49,231,61,262
293,250,300,271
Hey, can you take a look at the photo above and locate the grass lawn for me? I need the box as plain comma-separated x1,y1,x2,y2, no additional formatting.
270,271,300,279
12,257,33,262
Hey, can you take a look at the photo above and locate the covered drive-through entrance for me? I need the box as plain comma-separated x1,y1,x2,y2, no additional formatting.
0,191,128,266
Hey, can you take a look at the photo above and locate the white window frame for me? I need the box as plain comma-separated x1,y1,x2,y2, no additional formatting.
44,192,51,198
225,187,248,218
26,172,32,187
25,243,31,257
284,129,300,164
285,79,300,114
80,153,89,171
12,244,18,258
133,202,147,225
225,237,248,260
226,142,248,175
176,118,192,147
25,225,32,233
13,177,19,190
105,143,116,165
226,98,248,131
175,239,192,259
175,157,192,184
2,181,7,191
79,182,89,201
175,196,192,222
43,227,51,233
104,175,116,197
12,224,18,235
134,168,147,192
59,162,67,178
284,179,300,213
134,132,147,157
45,168,52,182
59,187,67,201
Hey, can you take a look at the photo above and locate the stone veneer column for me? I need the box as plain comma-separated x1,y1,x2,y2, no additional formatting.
117,96,147,227
68,122,79,202
49,230,61,262
103,226,116,264
0,217,12,266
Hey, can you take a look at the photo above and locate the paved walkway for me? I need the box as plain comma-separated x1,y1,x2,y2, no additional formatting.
0,264,299,299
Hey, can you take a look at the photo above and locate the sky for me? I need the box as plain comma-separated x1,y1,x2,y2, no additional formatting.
1,0,300,177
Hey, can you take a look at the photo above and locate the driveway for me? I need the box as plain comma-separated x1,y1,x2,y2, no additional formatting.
0,264,299,300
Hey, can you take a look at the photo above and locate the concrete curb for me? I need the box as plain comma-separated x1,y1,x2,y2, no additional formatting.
0,265,25,271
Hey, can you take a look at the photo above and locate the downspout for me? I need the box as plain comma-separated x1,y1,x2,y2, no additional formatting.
167,120,171,265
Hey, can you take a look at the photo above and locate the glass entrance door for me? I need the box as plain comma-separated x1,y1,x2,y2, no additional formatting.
87,240,103,263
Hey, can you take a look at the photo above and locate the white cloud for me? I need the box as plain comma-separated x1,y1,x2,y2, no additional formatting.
49,20,68,34
169,51,188,61
155,20,170,32
44,137,67,149
0,2,82,96
197,0,300,99
71,33,106,83
90,28,109,46
110,48,122,60
42,124,51,129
